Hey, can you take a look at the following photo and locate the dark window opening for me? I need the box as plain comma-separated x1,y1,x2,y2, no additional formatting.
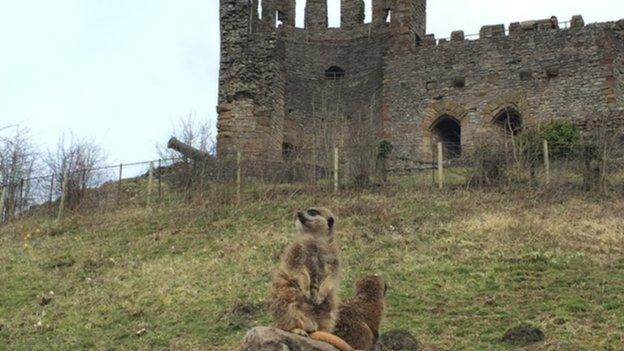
494,108,522,135
282,142,295,161
431,115,461,158
325,66,345,80
415,34,422,46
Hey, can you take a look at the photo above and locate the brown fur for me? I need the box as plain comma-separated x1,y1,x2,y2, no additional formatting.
333,276,386,351
270,207,341,336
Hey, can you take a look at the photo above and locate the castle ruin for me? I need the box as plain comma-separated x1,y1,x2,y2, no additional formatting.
217,0,624,166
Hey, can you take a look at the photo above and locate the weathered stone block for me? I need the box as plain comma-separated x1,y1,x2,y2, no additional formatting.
423,34,436,46
479,24,505,39
571,15,585,29
451,30,465,42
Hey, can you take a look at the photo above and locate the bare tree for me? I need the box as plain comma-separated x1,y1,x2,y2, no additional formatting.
45,132,107,210
0,126,39,220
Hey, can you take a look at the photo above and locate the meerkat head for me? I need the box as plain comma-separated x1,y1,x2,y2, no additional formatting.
295,207,335,238
355,275,387,301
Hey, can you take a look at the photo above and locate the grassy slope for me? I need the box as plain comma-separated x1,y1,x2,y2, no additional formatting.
1,188,624,350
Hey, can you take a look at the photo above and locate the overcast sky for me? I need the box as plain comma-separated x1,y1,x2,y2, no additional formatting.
1,0,622,165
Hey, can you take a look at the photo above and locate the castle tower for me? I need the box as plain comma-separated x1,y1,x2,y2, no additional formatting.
385,0,427,49
217,0,286,160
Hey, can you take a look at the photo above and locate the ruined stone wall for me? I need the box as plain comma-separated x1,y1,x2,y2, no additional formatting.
280,25,389,155
612,20,624,111
218,0,623,169
382,20,624,165
217,0,285,160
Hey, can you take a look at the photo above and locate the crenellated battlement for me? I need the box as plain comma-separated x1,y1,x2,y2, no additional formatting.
252,0,425,38
421,15,594,48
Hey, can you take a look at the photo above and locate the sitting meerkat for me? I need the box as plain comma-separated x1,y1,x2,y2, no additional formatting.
333,276,387,351
270,207,341,337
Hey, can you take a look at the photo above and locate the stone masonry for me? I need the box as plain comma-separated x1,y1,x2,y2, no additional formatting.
217,0,624,165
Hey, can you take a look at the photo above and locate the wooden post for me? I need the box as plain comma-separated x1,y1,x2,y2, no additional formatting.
437,142,444,189
157,159,162,199
117,163,123,204
18,178,24,215
48,174,55,205
0,186,7,223
236,151,242,205
600,142,608,193
57,169,70,222
147,162,154,207
333,147,339,193
543,140,550,186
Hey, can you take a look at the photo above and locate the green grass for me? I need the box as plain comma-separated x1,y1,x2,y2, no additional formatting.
1,185,624,350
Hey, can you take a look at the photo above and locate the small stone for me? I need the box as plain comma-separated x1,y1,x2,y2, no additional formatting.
376,329,420,350
502,324,545,346
39,291,55,306
136,328,147,336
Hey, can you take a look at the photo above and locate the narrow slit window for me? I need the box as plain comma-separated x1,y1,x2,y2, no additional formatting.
276,10,283,27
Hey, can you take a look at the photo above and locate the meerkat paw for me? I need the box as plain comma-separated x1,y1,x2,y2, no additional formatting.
291,328,309,337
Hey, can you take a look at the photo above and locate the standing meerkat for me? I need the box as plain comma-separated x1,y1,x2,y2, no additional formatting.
270,207,341,337
333,276,387,351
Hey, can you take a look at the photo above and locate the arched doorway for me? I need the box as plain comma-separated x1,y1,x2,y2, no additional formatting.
494,108,522,135
431,114,461,158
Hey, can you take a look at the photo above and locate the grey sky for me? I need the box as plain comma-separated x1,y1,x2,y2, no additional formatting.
1,0,622,164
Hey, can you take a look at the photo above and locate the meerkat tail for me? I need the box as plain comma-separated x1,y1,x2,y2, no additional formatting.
310,331,355,351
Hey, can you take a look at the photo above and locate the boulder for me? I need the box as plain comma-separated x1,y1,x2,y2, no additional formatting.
240,326,340,351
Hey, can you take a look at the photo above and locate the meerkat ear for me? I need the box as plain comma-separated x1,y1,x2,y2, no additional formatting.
327,217,335,228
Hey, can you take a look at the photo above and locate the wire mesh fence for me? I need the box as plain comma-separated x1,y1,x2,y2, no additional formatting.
1,139,624,225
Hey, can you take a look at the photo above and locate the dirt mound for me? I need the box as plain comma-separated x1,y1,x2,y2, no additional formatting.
502,324,544,346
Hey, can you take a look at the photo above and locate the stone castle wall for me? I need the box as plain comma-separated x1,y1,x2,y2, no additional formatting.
217,0,624,165
384,20,624,162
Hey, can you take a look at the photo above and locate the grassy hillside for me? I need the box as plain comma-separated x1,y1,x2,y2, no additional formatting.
1,187,623,350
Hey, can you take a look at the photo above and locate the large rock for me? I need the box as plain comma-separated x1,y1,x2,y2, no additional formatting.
240,326,340,351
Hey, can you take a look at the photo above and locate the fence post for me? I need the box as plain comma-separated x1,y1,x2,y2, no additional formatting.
543,140,550,186
117,163,123,204
333,147,339,193
158,159,162,200
437,142,444,189
57,169,69,222
600,142,608,194
147,162,154,207
0,186,7,223
236,151,242,205
48,174,55,205
18,178,24,216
